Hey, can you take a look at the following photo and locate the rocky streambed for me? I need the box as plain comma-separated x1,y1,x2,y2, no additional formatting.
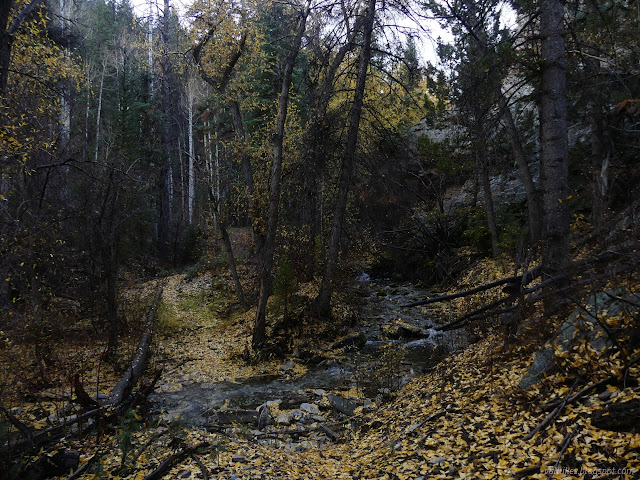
149,275,467,450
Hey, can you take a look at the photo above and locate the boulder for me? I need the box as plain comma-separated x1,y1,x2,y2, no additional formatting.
331,332,367,351
519,290,639,390
382,320,426,340
300,402,320,415
327,394,359,416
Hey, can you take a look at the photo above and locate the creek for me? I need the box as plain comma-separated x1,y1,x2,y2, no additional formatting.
149,277,467,427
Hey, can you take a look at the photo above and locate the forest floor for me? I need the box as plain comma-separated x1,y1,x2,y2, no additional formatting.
4,257,640,479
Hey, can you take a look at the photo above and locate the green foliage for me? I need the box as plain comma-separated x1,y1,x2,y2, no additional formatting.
416,135,470,176
116,408,142,468
209,438,228,465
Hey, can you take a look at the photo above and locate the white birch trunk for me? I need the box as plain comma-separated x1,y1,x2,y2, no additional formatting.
188,82,195,226
94,59,106,163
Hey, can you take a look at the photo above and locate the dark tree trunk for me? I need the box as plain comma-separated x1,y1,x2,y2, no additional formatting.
540,0,570,273
106,234,119,356
208,187,247,308
252,3,310,349
158,0,176,258
496,93,543,242
477,145,500,257
315,0,376,317
302,18,362,276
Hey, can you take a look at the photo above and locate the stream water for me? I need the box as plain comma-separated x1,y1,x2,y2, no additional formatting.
150,278,467,426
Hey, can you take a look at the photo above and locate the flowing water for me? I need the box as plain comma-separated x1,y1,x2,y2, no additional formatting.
150,277,466,426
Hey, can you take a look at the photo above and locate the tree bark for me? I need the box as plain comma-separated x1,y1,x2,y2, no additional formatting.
496,93,543,242
187,80,195,226
315,0,377,317
207,186,247,308
540,0,570,274
108,286,163,406
477,144,500,257
158,0,176,258
252,2,310,349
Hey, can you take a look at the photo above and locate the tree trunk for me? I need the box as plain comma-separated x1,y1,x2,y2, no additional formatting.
105,233,119,356
252,3,310,349
315,0,376,317
540,0,569,272
158,0,175,258
477,145,500,257
0,1,14,96
303,15,362,276
108,286,163,406
208,187,247,308
188,81,195,226
94,59,106,163
496,92,543,242
229,100,255,198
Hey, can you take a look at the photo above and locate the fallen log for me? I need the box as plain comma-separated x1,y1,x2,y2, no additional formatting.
109,286,163,406
401,274,529,308
1,285,164,467
143,442,208,480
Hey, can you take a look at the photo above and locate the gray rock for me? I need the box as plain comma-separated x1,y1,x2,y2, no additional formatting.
383,321,426,340
232,455,246,463
257,404,271,430
300,403,320,415
276,412,292,425
280,360,295,373
519,290,639,390
310,414,326,422
327,394,359,416
331,332,367,350
210,410,258,426
429,457,447,465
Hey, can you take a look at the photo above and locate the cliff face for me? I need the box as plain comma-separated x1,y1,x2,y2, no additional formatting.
442,161,540,213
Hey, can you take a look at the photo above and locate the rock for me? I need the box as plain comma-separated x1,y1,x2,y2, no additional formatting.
257,404,271,430
312,389,326,396
598,390,613,401
519,290,639,390
327,394,359,416
232,455,247,463
383,320,426,340
179,469,191,478
280,360,295,373
307,354,328,366
429,457,447,465
300,403,320,415
317,424,339,441
331,332,367,350
210,410,258,426
290,409,303,421
276,412,292,425
310,414,326,422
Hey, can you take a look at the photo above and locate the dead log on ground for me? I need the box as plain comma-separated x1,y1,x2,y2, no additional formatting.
143,442,208,480
1,285,164,474
108,286,163,406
